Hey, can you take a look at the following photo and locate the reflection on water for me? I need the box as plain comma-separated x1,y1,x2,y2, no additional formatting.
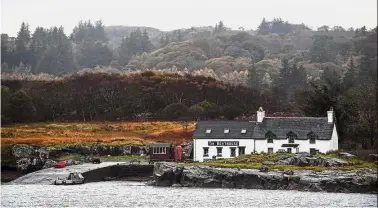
1,181,377,207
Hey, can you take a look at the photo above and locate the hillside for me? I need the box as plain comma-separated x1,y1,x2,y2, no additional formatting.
1,19,377,149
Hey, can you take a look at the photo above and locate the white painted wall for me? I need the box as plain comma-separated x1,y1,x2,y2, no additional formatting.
331,123,339,151
193,125,338,161
193,139,254,162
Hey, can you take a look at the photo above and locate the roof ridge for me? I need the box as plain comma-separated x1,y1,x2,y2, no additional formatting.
264,117,327,119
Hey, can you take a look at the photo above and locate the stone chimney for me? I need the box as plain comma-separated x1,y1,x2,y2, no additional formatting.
257,107,265,123
327,106,334,123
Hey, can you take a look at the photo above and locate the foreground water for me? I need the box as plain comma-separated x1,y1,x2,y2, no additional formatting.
1,181,377,207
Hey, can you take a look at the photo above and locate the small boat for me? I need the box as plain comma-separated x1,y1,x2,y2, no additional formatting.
53,161,67,168
54,172,85,185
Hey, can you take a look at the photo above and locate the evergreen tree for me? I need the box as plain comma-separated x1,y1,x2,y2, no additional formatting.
258,18,270,35
343,57,356,89
357,54,373,81
176,29,182,42
15,22,31,66
71,20,113,68
36,26,76,75
164,33,170,45
141,29,153,52
29,27,48,72
247,63,259,90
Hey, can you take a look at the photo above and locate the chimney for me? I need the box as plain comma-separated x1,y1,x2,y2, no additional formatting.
327,106,334,123
257,107,265,123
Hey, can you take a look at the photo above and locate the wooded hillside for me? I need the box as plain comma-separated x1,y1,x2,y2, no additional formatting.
1,18,377,148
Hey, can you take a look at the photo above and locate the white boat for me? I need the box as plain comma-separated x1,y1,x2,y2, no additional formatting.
54,172,85,185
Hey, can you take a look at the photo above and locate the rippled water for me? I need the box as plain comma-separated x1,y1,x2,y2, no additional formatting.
1,181,377,207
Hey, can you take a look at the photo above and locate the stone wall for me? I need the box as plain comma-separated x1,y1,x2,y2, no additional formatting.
152,162,378,194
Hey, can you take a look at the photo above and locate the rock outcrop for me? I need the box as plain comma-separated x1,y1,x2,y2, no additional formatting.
277,153,348,167
7,144,150,175
151,162,378,194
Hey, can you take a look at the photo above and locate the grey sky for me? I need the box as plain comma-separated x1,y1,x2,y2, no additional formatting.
1,0,377,36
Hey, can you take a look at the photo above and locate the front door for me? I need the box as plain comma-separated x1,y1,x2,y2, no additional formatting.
287,148,292,153
238,147,245,156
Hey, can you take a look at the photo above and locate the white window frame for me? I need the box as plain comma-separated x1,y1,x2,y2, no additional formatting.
230,147,236,157
217,147,223,157
224,129,230,134
153,147,167,154
203,147,209,157
206,129,212,134
241,129,247,134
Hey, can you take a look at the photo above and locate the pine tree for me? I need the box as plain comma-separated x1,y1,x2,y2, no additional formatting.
247,63,259,90
164,33,170,45
29,27,48,73
176,29,182,42
141,29,153,52
358,54,373,81
258,18,270,35
343,57,356,89
15,22,31,66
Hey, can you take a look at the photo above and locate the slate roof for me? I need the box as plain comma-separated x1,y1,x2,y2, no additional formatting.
193,120,255,139
193,117,334,140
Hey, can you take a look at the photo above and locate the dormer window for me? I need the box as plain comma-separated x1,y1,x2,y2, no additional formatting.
308,132,318,144
224,129,230,134
287,131,297,143
205,129,212,134
266,131,276,143
241,129,247,134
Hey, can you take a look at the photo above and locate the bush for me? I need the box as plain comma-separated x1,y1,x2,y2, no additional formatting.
162,103,189,120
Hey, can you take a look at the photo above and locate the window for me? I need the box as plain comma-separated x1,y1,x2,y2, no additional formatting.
224,129,230,134
238,147,245,156
230,147,236,157
206,129,212,134
310,148,316,155
308,132,317,144
268,148,273,153
265,131,276,143
203,147,209,157
217,147,223,156
287,131,297,143
153,147,167,154
241,129,247,134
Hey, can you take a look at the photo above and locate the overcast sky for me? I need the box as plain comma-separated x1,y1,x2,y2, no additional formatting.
1,0,377,36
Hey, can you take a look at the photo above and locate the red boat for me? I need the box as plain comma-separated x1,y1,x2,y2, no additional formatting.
53,161,67,168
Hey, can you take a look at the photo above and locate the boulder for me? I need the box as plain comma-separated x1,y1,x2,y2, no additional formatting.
319,158,348,167
42,159,57,169
262,161,275,165
243,158,257,163
12,144,34,159
66,160,74,166
259,165,268,172
283,170,294,175
338,152,357,159
153,162,180,186
16,158,32,173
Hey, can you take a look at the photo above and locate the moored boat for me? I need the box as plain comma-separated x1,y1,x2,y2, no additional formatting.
54,172,85,185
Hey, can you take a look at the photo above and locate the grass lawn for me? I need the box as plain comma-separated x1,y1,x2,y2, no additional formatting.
182,153,378,172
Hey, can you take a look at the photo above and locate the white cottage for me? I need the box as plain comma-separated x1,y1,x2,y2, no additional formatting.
192,107,338,162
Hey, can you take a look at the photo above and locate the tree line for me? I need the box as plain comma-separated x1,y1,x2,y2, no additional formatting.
1,21,154,75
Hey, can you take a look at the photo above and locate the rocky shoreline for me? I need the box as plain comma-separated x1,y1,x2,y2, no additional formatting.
150,162,378,194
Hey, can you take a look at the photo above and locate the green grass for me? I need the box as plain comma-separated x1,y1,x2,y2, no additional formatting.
101,155,146,162
182,153,378,172
57,154,147,162
59,154,82,161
